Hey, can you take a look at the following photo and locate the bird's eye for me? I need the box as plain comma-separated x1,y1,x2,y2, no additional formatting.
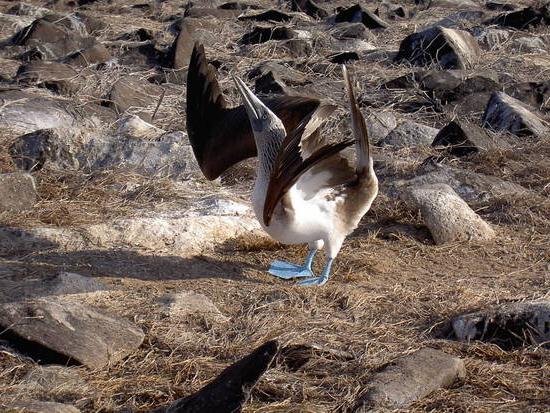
262,113,268,120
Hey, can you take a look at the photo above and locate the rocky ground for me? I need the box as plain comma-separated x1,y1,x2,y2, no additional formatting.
0,0,549,412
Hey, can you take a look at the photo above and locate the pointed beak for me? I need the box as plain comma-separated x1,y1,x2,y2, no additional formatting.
233,76,266,131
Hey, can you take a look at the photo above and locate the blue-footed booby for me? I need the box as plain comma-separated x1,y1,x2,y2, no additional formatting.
186,42,337,180
233,66,378,286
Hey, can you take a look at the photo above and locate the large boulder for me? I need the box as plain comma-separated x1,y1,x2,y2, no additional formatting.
107,76,165,121
395,26,481,69
400,183,495,244
482,92,549,138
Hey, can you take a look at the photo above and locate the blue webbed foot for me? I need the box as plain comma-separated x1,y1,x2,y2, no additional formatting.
296,257,333,287
268,260,313,279
296,276,328,286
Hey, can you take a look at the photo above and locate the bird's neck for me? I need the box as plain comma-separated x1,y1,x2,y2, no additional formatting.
254,131,284,188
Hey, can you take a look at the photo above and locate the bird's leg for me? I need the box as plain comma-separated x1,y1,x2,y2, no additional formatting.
297,258,334,287
268,248,317,279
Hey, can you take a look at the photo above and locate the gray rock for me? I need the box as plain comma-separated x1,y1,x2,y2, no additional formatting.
451,300,550,349
15,61,84,95
329,22,368,40
0,298,144,368
381,120,439,147
0,90,81,135
4,401,80,413
511,36,547,53
432,120,508,156
400,183,495,244
403,162,528,202
354,348,466,410
10,128,201,179
0,172,36,212
395,26,481,69
0,271,107,303
168,19,195,71
366,111,397,143
108,76,165,121
157,291,229,323
248,61,308,86
482,92,549,138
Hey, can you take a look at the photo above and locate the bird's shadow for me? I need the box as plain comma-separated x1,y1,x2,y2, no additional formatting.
0,228,267,292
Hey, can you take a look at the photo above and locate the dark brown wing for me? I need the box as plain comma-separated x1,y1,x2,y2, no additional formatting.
263,115,354,226
186,42,334,180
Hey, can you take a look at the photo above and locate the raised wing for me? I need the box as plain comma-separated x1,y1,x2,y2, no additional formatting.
186,42,336,180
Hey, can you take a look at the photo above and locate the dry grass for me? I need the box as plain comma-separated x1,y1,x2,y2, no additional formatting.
0,0,549,412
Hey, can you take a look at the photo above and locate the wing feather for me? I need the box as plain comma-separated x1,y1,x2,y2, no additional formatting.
263,114,354,226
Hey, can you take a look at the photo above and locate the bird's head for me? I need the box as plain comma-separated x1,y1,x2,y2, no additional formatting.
233,76,282,134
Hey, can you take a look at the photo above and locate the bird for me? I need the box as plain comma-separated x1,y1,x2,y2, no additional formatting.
232,66,378,286
186,42,337,180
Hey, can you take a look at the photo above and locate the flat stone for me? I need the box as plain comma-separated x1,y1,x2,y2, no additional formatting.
354,348,465,410
15,61,82,95
333,4,388,29
400,183,495,244
432,120,506,156
482,92,549,138
450,300,550,349
0,90,81,135
157,291,229,323
395,26,481,69
108,76,164,120
4,401,80,413
161,341,279,413
381,120,439,147
0,298,144,368
0,172,37,212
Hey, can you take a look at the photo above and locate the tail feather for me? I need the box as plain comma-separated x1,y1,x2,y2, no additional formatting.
342,65,372,178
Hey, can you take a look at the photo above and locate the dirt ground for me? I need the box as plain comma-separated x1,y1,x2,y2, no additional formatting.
0,0,549,412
